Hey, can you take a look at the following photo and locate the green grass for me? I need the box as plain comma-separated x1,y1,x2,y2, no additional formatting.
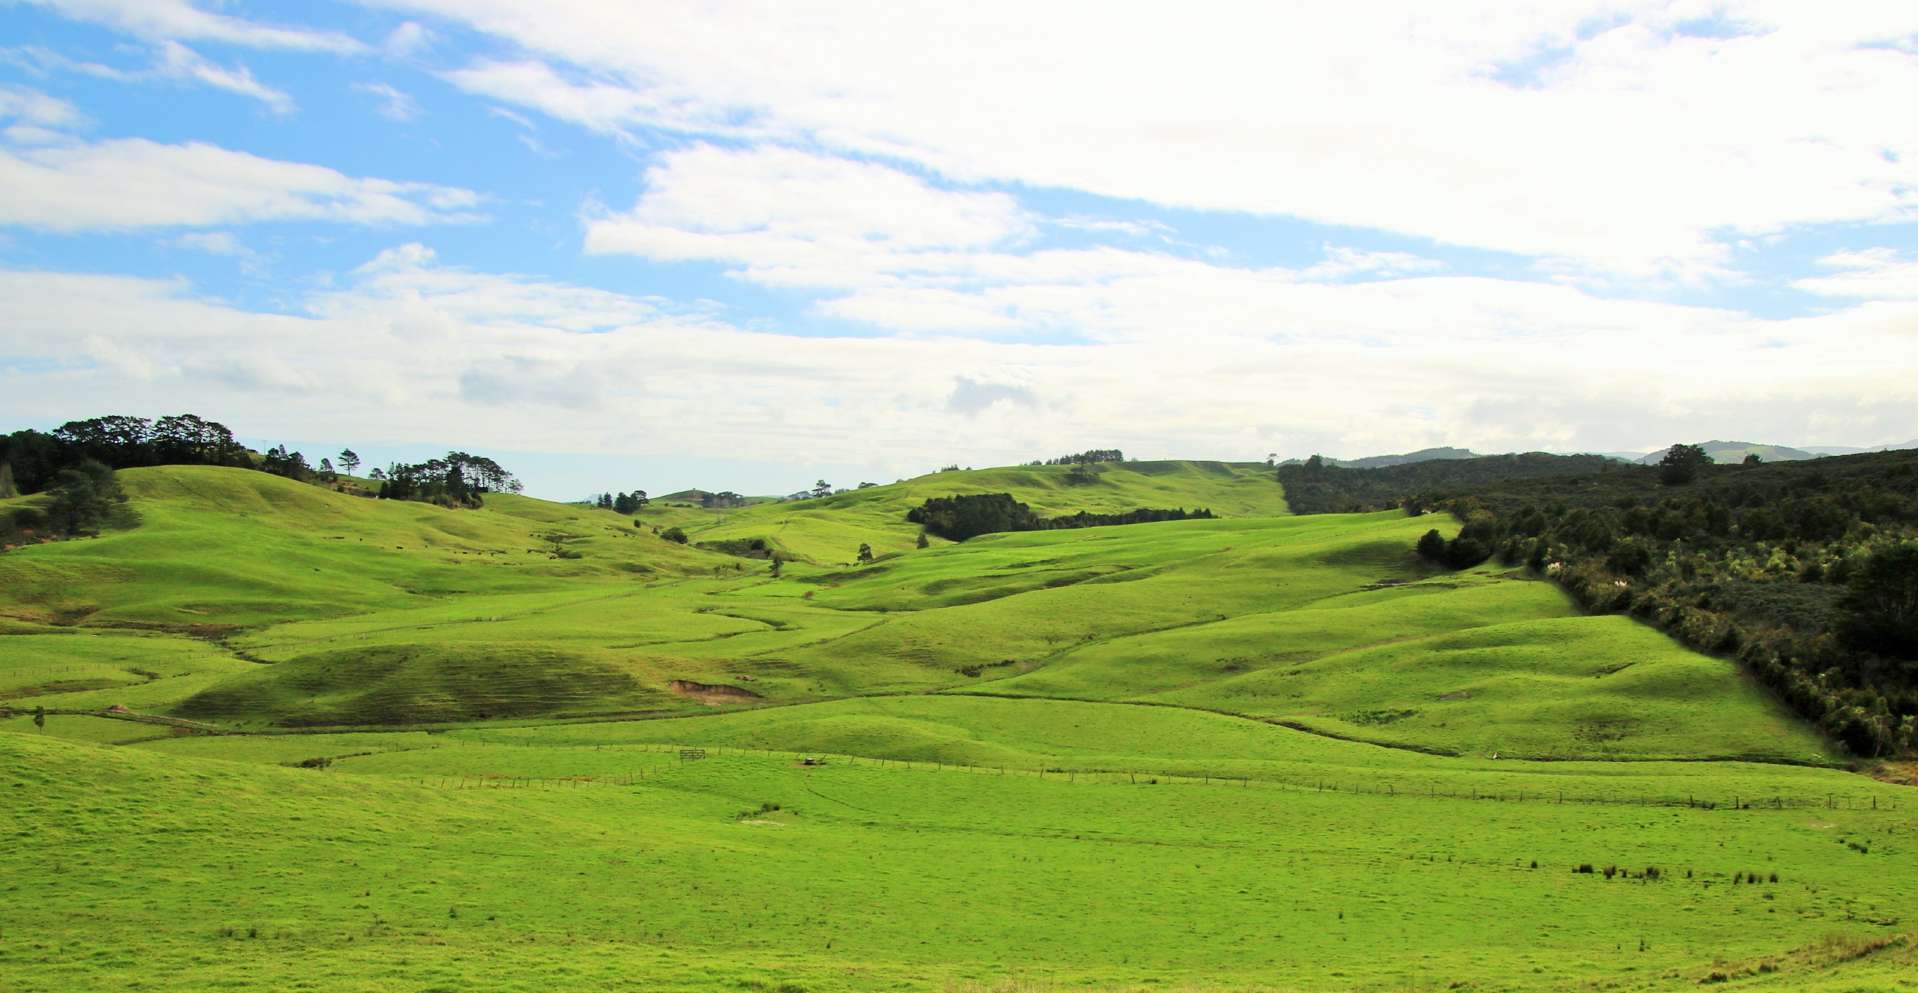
4,730,1913,993
678,459,1286,563
4,460,1911,992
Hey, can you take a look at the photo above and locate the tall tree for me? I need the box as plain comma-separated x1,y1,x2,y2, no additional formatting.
1843,543,1918,660
1659,443,1711,485
338,449,361,476
44,459,125,534
0,461,16,499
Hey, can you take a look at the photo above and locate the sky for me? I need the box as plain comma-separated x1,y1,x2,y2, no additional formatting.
0,1,1914,500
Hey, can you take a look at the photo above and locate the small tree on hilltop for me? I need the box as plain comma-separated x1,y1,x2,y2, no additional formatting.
338,449,361,476
812,479,833,499
1659,444,1710,485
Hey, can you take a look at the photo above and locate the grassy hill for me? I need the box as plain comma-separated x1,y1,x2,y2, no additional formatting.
5,455,1913,992
1635,441,1819,464
677,459,1284,563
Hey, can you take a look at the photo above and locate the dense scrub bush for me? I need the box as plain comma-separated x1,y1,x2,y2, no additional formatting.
1287,450,1918,756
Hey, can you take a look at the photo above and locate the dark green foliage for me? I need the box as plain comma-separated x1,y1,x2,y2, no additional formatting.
908,493,1041,540
0,460,16,499
1032,449,1125,466
1296,449,1918,755
857,542,874,564
612,490,649,514
43,459,128,534
1842,543,1918,660
1278,452,1628,514
261,445,313,482
1,414,249,494
1659,443,1710,485
916,529,930,549
906,493,1216,542
375,452,520,508
661,527,689,544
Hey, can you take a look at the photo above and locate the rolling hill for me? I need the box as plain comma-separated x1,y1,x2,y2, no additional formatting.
4,455,1912,993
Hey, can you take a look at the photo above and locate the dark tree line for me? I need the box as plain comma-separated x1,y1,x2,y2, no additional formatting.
377,453,522,508
591,490,650,514
1277,451,1627,514
1,415,251,494
1,413,523,517
1029,449,1126,466
907,492,1214,542
1286,448,1918,757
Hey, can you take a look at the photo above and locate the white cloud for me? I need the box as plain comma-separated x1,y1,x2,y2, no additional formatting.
23,0,366,53
168,230,242,255
580,147,1464,338
354,81,421,122
7,41,295,113
0,83,84,131
0,138,483,231
583,144,1035,289
1298,245,1447,281
3,244,1915,490
383,21,433,57
1795,248,1918,300
382,0,1918,280
156,42,293,113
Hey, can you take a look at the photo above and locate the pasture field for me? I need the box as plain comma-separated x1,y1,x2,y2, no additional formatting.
2,462,1912,991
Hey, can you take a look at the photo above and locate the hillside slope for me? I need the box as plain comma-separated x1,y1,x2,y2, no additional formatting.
678,459,1284,563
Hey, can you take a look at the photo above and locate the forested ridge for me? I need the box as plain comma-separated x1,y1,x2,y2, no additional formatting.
1283,450,1918,756
2,414,521,544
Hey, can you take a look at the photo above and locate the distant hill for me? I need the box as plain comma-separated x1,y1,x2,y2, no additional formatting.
1281,446,1483,469
1335,446,1482,469
1635,441,1817,465
1803,440,1918,457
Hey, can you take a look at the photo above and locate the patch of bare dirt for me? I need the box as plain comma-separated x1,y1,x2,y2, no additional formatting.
667,679,762,705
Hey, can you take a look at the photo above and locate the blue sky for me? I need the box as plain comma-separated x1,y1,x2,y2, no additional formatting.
1,1,1915,498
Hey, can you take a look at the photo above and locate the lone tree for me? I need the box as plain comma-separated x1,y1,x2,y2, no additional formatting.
812,479,833,499
1658,443,1710,485
319,457,336,481
338,449,361,476
44,459,125,534
857,542,874,564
